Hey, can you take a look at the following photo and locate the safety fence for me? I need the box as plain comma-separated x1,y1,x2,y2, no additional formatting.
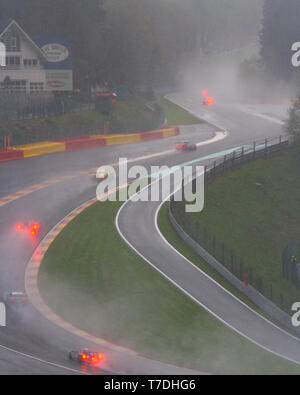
169,135,296,314
0,91,93,121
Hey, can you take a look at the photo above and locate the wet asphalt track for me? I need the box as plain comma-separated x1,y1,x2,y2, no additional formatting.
0,93,293,374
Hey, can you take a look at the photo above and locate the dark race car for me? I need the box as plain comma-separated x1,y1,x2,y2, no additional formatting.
176,141,197,152
4,292,27,306
69,349,104,365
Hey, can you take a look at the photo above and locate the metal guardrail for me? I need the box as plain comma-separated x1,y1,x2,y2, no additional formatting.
169,135,296,314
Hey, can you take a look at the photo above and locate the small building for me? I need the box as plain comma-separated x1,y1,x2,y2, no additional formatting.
0,19,47,94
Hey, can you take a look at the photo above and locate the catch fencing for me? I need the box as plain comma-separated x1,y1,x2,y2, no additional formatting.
170,135,296,314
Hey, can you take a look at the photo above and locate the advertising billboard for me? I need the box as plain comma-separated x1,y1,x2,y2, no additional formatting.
36,36,73,91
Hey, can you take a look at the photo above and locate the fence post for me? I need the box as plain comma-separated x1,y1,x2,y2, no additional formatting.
253,142,256,159
280,293,283,309
195,221,199,242
211,235,215,256
222,243,225,265
258,276,263,293
240,259,243,280
203,227,207,248
249,267,252,285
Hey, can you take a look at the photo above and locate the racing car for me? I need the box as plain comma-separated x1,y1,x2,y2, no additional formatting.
203,96,214,106
15,222,40,237
69,349,104,365
90,169,109,181
4,292,27,305
175,141,197,152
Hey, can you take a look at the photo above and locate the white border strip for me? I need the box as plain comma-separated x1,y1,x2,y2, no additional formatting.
115,176,300,367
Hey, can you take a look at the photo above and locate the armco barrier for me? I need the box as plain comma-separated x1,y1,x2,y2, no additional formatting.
13,141,66,158
95,134,140,146
55,135,92,143
1,127,180,163
162,126,180,138
140,130,164,142
0,149,24,162
65,137,106,151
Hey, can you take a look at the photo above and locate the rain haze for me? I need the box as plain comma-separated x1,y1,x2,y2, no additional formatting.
0,0,299,380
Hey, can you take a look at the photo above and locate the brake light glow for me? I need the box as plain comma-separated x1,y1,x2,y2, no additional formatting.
30,223,40,237
15,223,24,231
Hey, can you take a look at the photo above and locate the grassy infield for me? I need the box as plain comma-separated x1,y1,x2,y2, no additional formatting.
38,99,300,374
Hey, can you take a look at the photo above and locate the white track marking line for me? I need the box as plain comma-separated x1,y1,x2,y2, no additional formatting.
237,106,286,125
0,131,227,208
115,165,300,368
0,342,86,374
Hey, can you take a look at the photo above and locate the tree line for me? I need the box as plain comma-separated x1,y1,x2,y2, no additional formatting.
260,0,300,83
0,0,262,89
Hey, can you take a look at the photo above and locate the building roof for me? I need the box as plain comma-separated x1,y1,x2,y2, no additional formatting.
0,19,13,33
0,19,46,60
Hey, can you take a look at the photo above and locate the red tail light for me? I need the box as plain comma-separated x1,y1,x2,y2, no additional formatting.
29,223,40,237
201,90,208,97
22,298,27,302
15,223,24,231
10,297,15,302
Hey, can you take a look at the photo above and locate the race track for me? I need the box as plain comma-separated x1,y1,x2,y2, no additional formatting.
0,92,295,374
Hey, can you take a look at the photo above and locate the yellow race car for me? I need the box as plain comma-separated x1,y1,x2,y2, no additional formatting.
90,169,109,180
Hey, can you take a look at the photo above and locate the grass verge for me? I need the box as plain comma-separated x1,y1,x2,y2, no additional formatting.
183,149,300,306
38,192,300,374
2,99,161,146
160,97,204,126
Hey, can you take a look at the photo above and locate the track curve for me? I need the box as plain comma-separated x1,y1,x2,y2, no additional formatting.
0,120,216,374
0,92,293,373
116,94,300,366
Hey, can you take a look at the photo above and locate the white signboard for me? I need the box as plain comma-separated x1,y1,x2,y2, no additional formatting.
42,43,69,63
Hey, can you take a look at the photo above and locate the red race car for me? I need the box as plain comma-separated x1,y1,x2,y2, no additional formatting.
203,97,214,106
176,141,197,152
69,349,104,365
15,222,40,237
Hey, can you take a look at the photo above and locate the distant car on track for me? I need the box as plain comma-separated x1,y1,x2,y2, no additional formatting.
175,141,197,152
203,97,214,106
90,170,109,181
4,292,27,306
69,349,104,365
